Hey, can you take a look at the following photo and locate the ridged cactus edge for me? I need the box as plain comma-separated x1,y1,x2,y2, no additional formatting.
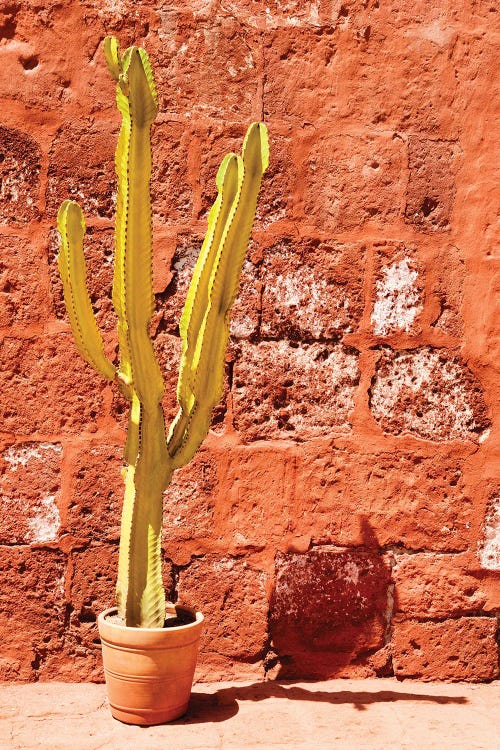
56,36,268,628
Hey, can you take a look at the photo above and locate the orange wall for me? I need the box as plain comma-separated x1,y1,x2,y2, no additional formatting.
0,0,498,682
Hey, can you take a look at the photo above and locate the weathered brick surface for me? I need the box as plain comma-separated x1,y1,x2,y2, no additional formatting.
0,442,62,544
233,341,360,440
0,548,66,681
261,238,365,340
0,0,498,684
0,127,41,225
392,618,499,681
269,549,391,678
370,347,490,442
294,449,475,552
178,556,268,677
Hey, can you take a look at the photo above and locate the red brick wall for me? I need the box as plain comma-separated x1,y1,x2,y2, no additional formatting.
0,1,498,682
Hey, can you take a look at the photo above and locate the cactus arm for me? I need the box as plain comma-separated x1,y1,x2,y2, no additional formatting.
167,153,240,455
168,123,269,468
110,42,171,628
56,200,116,382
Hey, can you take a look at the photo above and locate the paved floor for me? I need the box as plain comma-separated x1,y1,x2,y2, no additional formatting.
0,679,498,749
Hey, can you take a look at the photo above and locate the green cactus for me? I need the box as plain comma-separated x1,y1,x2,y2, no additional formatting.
57,37,268,628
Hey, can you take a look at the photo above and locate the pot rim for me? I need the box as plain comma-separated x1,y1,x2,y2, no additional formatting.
98,606,204,633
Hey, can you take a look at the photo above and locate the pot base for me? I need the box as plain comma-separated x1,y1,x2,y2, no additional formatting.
98,606,204,726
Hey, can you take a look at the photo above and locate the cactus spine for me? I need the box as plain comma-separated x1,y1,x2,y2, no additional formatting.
57,37,268,628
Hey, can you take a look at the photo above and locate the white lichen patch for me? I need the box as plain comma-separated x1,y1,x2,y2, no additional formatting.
4,442,62,469
371,258,422,336
26,494,60,543
370,348,488,442
478,496,500,570
0,442,62,544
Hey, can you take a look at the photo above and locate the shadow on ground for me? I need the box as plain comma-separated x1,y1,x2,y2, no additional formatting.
180,681,468,724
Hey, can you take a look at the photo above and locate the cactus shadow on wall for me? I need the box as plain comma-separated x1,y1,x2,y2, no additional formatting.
267,517,395,679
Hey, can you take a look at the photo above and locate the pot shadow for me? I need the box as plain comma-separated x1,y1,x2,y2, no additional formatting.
177,680,468,724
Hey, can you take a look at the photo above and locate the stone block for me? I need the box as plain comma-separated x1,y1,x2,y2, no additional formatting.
393,553,489,618
151,121,193,224
370,347,490,442
233,340,360,440
269,549,391,678
0,126,41,225
478,494,500,571
154,12,260,120
392,617,499,681
216,446,294,548
431,244,465,337
0,547,66,680
46,119,117,221
163,449,218,544
178,556,268,663
0,234,49,327
260,238,365,340
0,442,62,545
63,445,123,544
0,334,104,435
303,131,404,231
405,137,459,230
295,449,475,551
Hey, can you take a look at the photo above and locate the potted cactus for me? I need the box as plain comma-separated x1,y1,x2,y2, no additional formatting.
56,36,268,725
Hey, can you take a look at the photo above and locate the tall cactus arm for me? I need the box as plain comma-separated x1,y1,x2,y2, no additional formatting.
109,41,164,410
167,122,269,468
167,153,240,456
107,39,172,628
56,200,116,382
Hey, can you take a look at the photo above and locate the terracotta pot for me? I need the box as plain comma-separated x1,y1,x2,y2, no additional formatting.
97,605,204,725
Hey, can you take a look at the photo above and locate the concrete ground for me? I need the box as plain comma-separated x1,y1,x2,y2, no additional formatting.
0,679,498,750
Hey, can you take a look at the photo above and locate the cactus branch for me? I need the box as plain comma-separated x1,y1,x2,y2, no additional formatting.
167,122,269,469
56,200,117,383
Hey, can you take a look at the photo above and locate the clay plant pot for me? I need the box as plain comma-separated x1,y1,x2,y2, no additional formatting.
97,605,204,725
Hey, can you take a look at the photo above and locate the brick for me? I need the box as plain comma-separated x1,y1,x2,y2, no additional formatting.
0,547,66,680
295,449,475,551
233,340,360,440
255,131,297,228
431,244,465,337
263,26,337,126
178,556,268,663
0,2,88,111
220,1,327,29
0,127,41,225
393,553,490,618
154,12,260,120
63,445,123,544
261,238,365,340
392,617,499,681
331,8,459,135
151,121,193,224
303,132,405,231
0,442,62,544
0,334,104,435
270,549,391,678
0,235,49,327
405,137,460,231
215,446,294,548
370,347,490,442
46,119,117,221
163,449,218,545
